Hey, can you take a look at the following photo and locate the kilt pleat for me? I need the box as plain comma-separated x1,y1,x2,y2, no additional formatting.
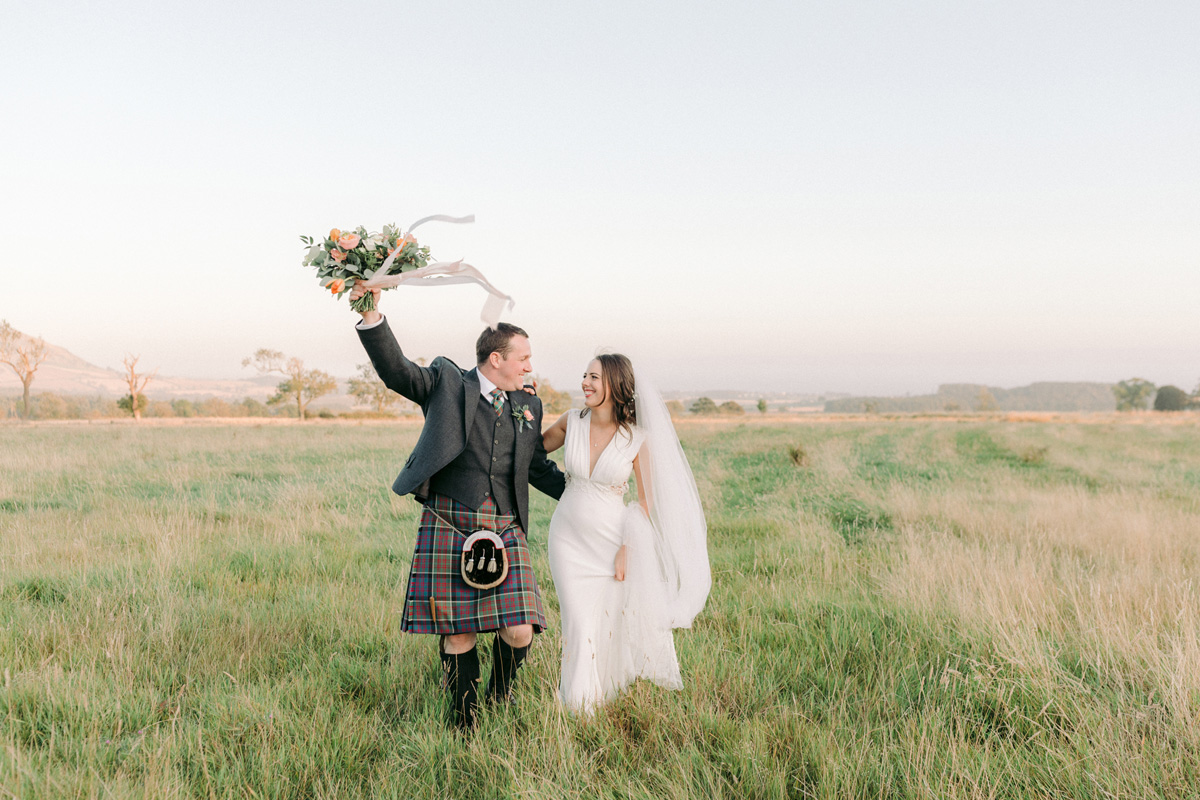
400,494,547,635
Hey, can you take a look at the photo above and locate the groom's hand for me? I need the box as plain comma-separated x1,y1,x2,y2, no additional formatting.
349,283,382,325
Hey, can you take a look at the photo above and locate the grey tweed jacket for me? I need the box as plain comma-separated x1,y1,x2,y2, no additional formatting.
357,317,565,534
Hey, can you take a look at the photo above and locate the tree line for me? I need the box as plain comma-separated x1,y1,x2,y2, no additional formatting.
1112,379,1200,412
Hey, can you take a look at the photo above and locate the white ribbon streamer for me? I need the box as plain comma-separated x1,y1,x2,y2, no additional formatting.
361,260,515,329
361,213,513,329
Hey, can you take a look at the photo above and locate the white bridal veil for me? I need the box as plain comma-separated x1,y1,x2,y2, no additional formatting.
620,367,711,629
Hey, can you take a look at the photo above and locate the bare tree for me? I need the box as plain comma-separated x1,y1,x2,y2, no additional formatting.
346,362,402,414
0,320,49,419
119,354,157,420
243,348,337,420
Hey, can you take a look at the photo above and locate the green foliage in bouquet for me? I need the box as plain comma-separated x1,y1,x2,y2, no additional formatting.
301,225,432,312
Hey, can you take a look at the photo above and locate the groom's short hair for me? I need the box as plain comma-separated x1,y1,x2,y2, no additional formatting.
476,323,529,365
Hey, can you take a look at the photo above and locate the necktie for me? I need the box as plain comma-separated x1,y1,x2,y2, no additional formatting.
489,388,505,415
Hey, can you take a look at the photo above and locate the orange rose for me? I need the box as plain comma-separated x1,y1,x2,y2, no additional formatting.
337,233,361,250
330,249,347,262
389,233,416,257
328,278,345,294
329,228,341,241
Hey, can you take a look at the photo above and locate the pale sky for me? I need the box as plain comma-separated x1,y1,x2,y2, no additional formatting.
3,1,1197,396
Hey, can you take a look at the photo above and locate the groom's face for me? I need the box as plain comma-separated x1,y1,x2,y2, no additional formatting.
491,335,533,391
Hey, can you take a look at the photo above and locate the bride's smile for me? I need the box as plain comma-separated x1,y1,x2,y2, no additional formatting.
581,361,607,408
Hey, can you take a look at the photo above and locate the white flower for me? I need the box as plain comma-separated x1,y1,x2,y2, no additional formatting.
363,235,386,250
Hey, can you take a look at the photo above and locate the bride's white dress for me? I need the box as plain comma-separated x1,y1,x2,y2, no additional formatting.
548,409,683,713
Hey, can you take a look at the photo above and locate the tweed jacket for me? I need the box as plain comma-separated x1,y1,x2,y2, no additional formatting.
357,318,565,533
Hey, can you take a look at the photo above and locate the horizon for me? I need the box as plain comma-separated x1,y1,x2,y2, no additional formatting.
1,322,1188,405
3,2,1197,396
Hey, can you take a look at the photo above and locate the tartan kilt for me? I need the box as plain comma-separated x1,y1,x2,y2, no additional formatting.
400,493,547,635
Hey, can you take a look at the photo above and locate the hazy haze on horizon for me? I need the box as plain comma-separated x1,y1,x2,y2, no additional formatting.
2,1,1197,397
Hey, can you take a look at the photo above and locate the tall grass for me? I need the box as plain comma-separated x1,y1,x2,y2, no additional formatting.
1,417,1199,798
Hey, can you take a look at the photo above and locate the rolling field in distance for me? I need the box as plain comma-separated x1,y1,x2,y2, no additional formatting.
2,415,1199,799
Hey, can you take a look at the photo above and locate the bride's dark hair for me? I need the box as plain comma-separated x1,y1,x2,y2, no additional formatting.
582,353,637,440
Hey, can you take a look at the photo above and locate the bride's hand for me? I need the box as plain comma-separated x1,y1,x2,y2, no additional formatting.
614,545,627,581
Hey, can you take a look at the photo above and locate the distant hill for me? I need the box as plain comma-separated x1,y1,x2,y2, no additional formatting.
824,382,1117,413
0,327,277,400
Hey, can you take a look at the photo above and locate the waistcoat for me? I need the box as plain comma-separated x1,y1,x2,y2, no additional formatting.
428,393,517,516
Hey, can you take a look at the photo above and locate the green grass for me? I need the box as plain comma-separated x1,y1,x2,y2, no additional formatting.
2,417,1200,798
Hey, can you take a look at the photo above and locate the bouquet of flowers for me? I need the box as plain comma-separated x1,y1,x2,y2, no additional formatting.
301,225,431,312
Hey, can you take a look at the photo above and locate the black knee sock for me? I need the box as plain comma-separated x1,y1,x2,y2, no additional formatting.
486,634,529,703
440,642,480,730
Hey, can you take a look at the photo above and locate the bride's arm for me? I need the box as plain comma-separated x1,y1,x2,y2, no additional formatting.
614,453,651,582
540,411,569,453
632,453,650,516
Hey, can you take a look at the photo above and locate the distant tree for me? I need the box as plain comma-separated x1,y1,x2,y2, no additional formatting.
719,400,745,414
146,400,176,418
1153,385,1190,412
666,399,685,418
943,401,960,412
120,354,157,420
1113,378,1155,411
530,375,572,416
199,397,234,417
974,388,997,412
33,393,67,420
240,397,271,417
171,398,197,418
862,400,879,414
691,397,718,415
757,398,768,414
243,348,337,420
117,393,150,417
347,362,401,414
0,320,49,419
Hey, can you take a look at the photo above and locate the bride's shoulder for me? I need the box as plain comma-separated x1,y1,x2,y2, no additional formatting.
627,423,648,450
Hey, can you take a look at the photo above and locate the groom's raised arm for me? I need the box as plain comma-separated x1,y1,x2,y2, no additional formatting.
356,315,436,406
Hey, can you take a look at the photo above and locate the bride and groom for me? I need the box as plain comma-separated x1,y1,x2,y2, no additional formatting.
351,284,710,730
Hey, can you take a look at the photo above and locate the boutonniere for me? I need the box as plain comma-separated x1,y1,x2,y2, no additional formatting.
511,403,535,432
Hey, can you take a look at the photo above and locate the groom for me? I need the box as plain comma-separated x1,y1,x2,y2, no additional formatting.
351,286,565,730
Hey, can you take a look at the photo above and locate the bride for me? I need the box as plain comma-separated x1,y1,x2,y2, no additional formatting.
539,353,710,713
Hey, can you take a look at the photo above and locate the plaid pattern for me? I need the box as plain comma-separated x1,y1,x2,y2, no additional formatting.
400,493,547,635
489,388,505,414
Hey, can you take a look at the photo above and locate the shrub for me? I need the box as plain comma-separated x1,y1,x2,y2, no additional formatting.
1153,385,1189,412
1019,446,1048,465
788,443,809,467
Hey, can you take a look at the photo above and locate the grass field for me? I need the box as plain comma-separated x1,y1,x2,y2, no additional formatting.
2,415,1199,799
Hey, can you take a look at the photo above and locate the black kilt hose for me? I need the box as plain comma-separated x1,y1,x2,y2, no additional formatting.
400,494,547,635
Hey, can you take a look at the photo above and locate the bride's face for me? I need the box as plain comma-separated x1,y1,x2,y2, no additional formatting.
581,359,608,409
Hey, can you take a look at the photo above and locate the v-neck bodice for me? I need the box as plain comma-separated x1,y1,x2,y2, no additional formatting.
563,409,645,496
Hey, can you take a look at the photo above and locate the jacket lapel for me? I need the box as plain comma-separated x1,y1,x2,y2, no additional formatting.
463,368,481,434
509,391,533,464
